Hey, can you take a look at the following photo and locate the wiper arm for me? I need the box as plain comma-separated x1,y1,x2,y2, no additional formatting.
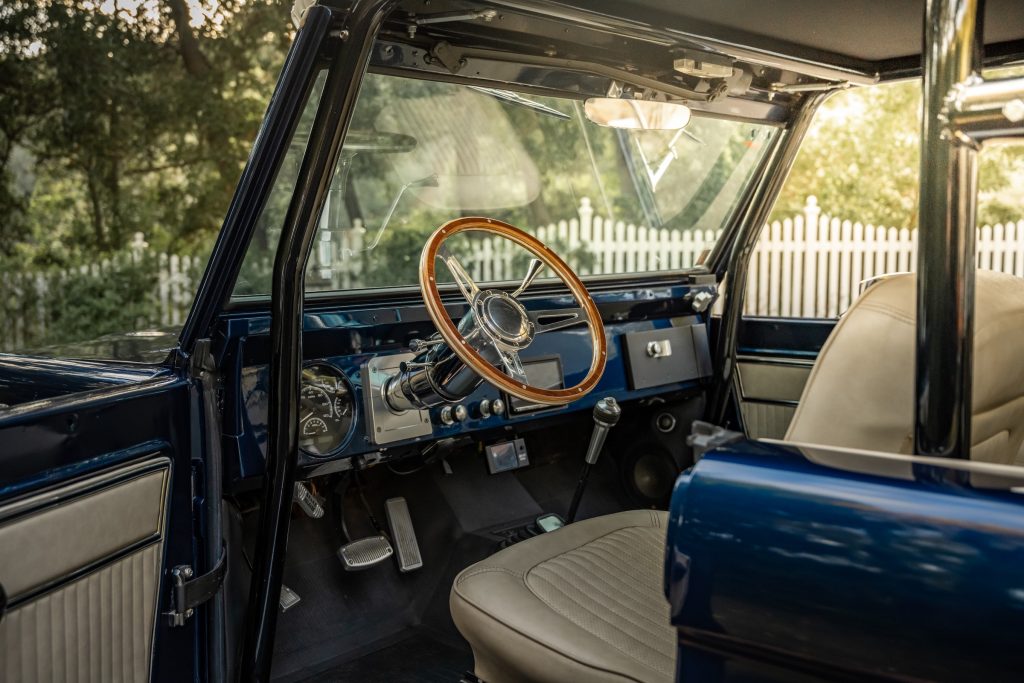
468,86,570,120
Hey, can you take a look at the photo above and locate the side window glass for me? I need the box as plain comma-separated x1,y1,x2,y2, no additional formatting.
747,77,1024,319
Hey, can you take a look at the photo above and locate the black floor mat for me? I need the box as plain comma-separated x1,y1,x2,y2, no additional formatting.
294,630,472,683
268,428,640,681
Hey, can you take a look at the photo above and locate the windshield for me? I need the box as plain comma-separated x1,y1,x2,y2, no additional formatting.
234,72,777,296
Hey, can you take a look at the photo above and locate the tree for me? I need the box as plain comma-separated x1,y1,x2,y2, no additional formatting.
0,0,295,266
772,78,1024,227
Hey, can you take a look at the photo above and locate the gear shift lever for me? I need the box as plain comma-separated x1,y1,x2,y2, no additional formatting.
566,397,621,523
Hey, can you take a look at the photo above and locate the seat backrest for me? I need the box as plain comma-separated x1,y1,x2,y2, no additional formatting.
785,270,1024,466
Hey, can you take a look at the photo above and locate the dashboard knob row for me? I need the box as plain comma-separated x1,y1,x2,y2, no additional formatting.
440,404,468,425
439,398,506,425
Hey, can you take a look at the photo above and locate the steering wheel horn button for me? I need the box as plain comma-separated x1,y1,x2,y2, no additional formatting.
474,290,534,348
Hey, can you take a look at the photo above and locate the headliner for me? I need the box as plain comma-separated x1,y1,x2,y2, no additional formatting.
545,0,1024,69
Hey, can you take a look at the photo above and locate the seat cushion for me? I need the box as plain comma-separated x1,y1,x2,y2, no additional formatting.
450,510,675,683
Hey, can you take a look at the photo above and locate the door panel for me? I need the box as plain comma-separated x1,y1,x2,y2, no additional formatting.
0,459,170,681
736,360,812,438
0,376,200,683
735,317,835,438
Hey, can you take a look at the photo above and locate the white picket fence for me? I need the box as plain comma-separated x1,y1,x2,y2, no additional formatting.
308,197,718,289
4,196,1024,351
747,196,1024,317
0,234,204,351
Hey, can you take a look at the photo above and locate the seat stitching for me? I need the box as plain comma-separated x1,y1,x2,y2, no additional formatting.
552,544,655,598
556,540,671,626
525,572,675,677
572,535,665,593
530,557,673,645
455,566,522,588
520,521,661,558
527,567,672,650
452,594,653,683
557,541,661,593
585,531,665,580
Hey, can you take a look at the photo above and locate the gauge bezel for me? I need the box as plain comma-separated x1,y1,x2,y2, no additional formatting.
299,361,357,458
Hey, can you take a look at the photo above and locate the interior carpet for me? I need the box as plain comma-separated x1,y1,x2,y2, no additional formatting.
293,630,473,682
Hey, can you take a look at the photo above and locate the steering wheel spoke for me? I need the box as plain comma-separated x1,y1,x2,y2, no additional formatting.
511,258,545,298
494,345,529,384
528,308,587,334
437,244,480,304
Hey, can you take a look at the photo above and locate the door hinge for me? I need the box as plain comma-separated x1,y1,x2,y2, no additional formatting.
165,545,227,627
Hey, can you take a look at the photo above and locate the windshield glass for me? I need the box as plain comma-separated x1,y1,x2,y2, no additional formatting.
235,72,777,296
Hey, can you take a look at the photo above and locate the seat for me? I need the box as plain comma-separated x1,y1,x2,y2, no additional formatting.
450,510,676,683
786,270,1024,465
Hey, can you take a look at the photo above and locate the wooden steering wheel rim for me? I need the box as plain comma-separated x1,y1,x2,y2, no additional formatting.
419,217,607,405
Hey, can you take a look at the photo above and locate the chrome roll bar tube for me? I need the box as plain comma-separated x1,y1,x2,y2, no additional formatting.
916,0,1024,458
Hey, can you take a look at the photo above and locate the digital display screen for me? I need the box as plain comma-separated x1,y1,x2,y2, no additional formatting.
508,356,564,414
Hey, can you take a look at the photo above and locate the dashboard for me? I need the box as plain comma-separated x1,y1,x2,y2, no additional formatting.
219,279,716,484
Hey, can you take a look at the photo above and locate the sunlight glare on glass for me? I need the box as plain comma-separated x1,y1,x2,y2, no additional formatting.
583,98,691,130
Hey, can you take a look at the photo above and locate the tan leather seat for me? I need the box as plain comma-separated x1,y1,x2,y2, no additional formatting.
450,510,675,683
786,270,1024,465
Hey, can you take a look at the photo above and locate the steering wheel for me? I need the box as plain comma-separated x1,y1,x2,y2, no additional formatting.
419,217,607,405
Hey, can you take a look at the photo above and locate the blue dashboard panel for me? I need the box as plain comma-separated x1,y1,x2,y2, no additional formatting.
218,282,713,481
665,439,1024,681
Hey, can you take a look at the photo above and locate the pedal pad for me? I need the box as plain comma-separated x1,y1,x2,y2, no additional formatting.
279,584,301,612
338,536,393,571
385,497,423,572
293,482,324,519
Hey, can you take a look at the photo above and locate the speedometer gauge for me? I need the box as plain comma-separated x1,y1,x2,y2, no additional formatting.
298,364,354,456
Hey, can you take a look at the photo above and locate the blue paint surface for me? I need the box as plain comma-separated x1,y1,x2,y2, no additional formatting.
666,439,1024,681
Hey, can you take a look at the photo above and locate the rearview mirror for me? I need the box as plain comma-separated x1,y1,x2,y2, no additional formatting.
583,98,691,130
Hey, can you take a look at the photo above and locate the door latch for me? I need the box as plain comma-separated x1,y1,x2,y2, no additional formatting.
165,546,227,627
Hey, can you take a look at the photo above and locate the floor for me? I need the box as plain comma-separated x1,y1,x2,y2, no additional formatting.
267,421,632,682
297,629,473,682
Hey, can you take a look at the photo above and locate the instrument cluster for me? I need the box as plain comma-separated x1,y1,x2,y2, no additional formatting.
299,364,355,456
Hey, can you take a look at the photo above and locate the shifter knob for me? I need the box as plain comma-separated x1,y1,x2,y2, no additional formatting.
585,397,620,465
592,396,621,428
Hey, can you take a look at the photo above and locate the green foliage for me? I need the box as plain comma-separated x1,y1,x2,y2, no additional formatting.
0,0,294,267
0,253,167,351
44,256,159,342
772,79,1024,227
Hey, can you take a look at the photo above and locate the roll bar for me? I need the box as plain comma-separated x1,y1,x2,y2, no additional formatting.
915,0,1024,458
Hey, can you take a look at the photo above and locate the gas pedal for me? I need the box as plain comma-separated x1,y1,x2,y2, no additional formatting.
385,497,423,572
338,536,393,571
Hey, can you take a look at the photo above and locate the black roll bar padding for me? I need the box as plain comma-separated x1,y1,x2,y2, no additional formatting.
914,0,984,458
238,2,398,681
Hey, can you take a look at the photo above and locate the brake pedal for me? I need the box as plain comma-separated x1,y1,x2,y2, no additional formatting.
338,536,393,571
385,497,423,572
294,482,324,519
